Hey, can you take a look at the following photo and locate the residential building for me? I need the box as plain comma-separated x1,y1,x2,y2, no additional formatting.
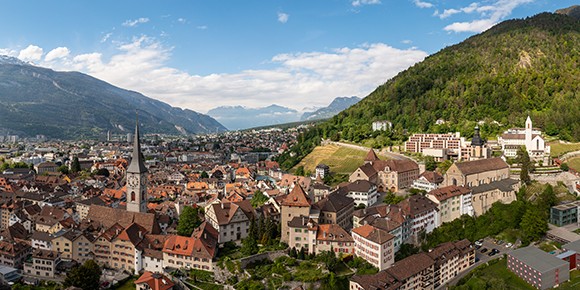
205,200,254,243
352,224,395,271
111,223,147,274
372,121,392,131
287,216,317,254
498,116,551,163
162,230,217,272
315,224,354,256
398,195,439,244
0,240,31,268
315,164,330,180
426,185,474,225
135,271,174,290
350,150,419,192
507,246,569,289
550,201,580,227
315,193,354,230
412,171,444,192
349,239,475,290
337,180,379,208
23,249,60,278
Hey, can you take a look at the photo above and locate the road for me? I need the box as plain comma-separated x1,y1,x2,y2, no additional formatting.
441,238,515,289
324,140,412,161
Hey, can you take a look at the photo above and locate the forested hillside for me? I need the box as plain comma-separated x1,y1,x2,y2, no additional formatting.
277,12,580,170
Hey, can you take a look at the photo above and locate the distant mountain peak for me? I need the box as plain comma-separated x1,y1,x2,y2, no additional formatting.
0,55,29,66
556,5,580,19
300,96,361,121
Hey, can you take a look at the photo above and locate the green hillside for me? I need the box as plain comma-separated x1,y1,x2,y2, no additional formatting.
277,12,580,170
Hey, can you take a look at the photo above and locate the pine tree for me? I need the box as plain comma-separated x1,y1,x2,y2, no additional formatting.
516,146,531,185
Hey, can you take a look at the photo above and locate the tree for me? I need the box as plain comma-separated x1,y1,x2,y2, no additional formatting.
536,184,557,211
58,165,69,174
516,146,531,185
177,206,201,236
295,166,305,176
200,171,209,179
383,191,405,205
520,206,548,241
425,156,437,171
297,247,306,260
71,156,81,173
241,236,259,256
438,160,453,174
95,168,110,177
251,190,269,207
560,163,569,172
64,260,102,290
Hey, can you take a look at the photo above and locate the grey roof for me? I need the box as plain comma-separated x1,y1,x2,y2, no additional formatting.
471,178,518,194
563,239,580,253
509,246,568,273
127,122,148,174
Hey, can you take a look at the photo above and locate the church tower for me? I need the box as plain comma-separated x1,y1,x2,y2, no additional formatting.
126,118,148,213
525,116,533,148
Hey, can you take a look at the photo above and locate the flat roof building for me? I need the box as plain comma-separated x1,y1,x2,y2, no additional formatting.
507,247,569,289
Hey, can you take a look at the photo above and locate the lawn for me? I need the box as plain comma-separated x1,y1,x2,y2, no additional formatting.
452,258,535,290
293,144,387,175
113,277,136,290
187,280,224,290
550,141,580,157
568,157,580,172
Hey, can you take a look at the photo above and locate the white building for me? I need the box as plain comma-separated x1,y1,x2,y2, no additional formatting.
426,185,474,225
372,121,392,131
498,116,550,163
339,180,379,208
412,171,444,192
352,224,395,271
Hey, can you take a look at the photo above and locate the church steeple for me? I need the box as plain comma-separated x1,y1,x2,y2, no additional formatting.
126,114,148,213
127,115,147,174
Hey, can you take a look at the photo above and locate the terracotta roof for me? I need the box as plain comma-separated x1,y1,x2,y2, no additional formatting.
398,195,438,217
117,223,147,246
280,184,311,207
373,159,419,173
350,270,401,290
134,271,174,290
87,205,161,234
453,157,508,176
316,224,353,243
386,252,434,281
209,200,254,226
365,149,380,162
356,163,378,178
419,171,444,184
315,193,353,213
428,185,471,202
163,233,216,259
352,224,394,244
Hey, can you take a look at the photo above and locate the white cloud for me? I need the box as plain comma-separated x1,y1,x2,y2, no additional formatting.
0,48,18,57
442,0,534,33
101,32,113,43
18,45,43,61
177,18,187,24
14,38,427,113
45,47,70,62
196,25,208,30
414,0,434,9
122,17,149,27
352,0,381,7
401,40,413,44
277,12,289,24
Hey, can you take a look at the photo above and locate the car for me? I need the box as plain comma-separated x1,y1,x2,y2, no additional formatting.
505,243,513,248
488,251,497,256
491,248,500,254
480,248,488,253
475,245,482,250
475,240,483,247
497,240,504,245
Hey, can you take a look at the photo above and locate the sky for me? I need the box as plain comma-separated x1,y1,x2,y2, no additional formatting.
0,0,575,113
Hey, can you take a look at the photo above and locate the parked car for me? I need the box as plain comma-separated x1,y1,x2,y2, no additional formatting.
480,248,488,253
475,240,483,247
491,248,500,254
505,242,513,248
488,251,497,256
497,240,504,245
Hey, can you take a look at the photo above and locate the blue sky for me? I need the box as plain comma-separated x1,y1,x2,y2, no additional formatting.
0,0,575,113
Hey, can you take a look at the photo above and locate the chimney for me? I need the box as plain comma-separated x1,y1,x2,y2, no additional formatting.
138,231,142,239
116,229,120,236
204,233,207,240
221,203,225,209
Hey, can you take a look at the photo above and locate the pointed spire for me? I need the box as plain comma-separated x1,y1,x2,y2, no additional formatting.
364,149,380,163
127,113,148,173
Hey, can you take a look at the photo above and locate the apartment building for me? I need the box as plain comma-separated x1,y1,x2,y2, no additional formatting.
426,185,474,225
508,247,569,289
352,224,395,271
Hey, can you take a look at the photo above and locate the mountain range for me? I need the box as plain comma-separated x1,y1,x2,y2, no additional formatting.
0,57,226,139
276,10,580,170
207,96,361,130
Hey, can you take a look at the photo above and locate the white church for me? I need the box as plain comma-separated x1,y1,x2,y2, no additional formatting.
498,116,551,164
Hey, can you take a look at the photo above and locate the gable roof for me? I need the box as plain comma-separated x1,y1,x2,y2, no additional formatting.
87,205,161,234
454,157,508,176
386,252,435,281
398,195,438,217
428,185,471,202
365,149,380,162
316,224,353,243
315,193,353,213
280,184,311,207
352,224,394,244
134,271,174,290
